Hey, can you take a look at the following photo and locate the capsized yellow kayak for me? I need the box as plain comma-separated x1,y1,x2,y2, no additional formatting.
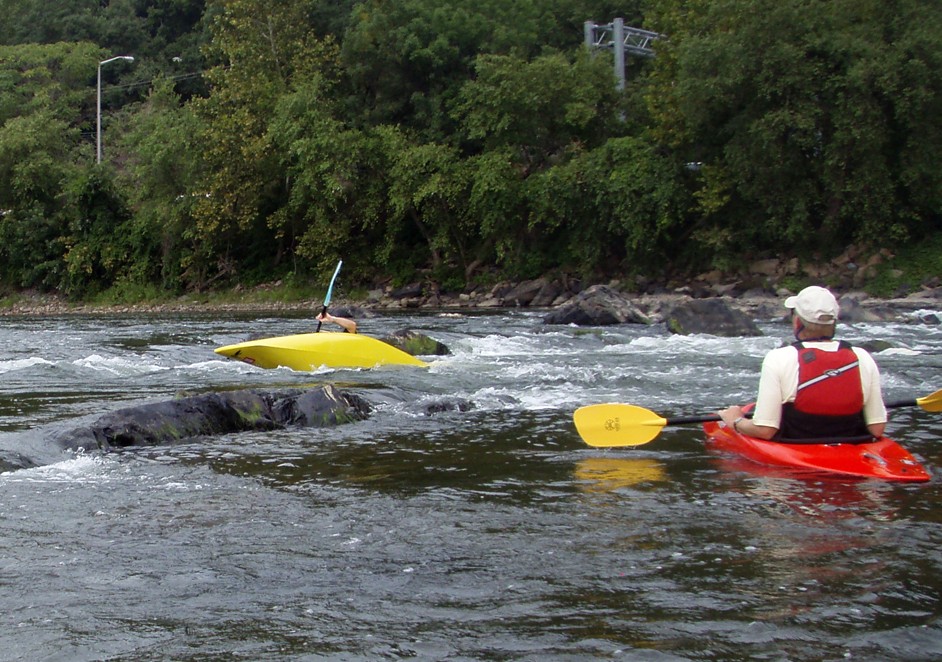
214,332,429,370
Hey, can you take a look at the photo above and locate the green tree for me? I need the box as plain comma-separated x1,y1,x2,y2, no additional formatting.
120,77,207,291
0,42,103,291
0,42,101,123
0,0,210,100
525,136,690,278
0,112,76,289
454,52,622,165
268,75,374,277
271,84,474,284
379,126,470,277
185,0,338,288
0,0,98,44
452,51,629,276
342,0,535,139
61,168,135,297
645,0,942,263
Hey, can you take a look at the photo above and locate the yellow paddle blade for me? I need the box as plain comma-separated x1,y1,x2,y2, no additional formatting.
573,403,668,447
916,388,942,413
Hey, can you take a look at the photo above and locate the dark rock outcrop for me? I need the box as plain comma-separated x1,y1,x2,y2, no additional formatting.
542,285,651,326
912,311,941,325
381,329,451,356
502,278,564,307
530,279,566,307
837,296,897,323
390,282,425,299
666,299,763,337
49,385,371,453
329,304,372,320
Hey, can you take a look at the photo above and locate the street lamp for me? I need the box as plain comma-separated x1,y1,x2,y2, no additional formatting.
96,55,134,164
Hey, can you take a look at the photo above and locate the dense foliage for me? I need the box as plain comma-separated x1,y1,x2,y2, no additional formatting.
0,0,939,298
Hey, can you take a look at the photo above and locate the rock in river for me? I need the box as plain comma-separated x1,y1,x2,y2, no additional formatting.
665,299,763,337
49,385,371,454
542,285,651,326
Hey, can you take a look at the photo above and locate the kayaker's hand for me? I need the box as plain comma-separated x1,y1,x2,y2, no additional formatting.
717,406,744,428
316,311,357,334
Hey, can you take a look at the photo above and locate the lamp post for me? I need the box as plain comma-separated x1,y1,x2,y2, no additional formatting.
96,55,134,164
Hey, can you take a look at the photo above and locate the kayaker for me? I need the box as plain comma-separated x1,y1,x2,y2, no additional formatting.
315,312,357,334
717,285,887,441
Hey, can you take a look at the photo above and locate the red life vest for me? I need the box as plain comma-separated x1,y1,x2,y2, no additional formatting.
778,341,869,440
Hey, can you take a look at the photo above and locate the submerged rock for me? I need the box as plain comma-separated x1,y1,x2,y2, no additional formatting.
855,340,895,354
49,385,371,453
0,449,38,472
416,397,474,416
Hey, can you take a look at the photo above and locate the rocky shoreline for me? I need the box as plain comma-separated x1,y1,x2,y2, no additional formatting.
1,276,941,324
3,244,941,320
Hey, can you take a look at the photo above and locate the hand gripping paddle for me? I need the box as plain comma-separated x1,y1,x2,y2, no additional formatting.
315,260,343,333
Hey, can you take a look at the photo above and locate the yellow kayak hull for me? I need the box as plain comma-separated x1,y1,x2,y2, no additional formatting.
214,332,429,370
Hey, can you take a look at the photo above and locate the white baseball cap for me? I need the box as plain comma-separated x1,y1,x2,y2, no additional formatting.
784,285,839,324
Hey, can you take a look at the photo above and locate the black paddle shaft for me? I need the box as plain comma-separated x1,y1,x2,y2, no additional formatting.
672,398,917,427
666,412,755,425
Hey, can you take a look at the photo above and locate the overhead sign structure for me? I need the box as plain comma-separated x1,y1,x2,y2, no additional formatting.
584,18,664,89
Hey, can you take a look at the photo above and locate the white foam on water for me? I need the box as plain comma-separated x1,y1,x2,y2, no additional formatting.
498,384,584,410
606,333,781,358
451,333,547,358
72,354,170,376
183,359,261,373
0,357,53,373
2,453,118,484
876,347,921,356
907,308,942,319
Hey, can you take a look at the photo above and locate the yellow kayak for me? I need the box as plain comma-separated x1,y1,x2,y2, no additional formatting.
214,332,429,370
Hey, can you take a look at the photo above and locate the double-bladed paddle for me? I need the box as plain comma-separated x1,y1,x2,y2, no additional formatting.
573,388,942,448
315,259,343,333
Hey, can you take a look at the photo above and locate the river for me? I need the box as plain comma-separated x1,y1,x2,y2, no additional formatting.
0,307,940,661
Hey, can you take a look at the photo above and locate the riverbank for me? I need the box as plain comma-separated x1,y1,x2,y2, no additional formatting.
1,277,941,321
3,241,942,317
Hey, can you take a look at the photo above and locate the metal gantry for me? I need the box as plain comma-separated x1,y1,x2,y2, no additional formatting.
584,18,664,89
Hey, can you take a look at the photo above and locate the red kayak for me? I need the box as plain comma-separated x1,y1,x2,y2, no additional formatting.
703,420,931,482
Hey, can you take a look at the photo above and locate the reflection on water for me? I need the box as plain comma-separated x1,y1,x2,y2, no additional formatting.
712,456,903,520
574,456,668,492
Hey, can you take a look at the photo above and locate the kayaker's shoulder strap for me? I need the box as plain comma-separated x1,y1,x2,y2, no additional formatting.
791,339,851,349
